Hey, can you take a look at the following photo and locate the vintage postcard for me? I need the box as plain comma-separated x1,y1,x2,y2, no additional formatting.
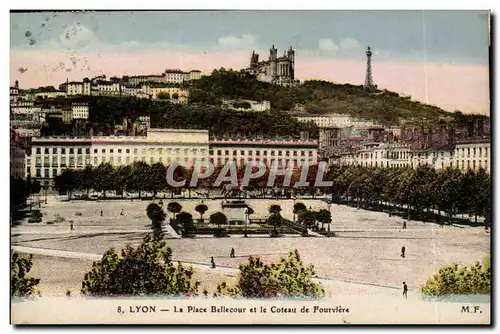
10,10,491,325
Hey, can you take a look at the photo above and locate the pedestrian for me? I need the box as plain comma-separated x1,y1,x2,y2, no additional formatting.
70,221,74,231
100,210,103,217
402,221,407,229
210,256,216,268
403,282,408,298
401,246,406,258
230,248,235,258
120,209,124,216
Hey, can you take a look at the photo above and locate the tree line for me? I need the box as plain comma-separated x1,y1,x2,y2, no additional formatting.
54,162,491,225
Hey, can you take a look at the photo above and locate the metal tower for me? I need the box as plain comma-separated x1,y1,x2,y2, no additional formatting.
364,46,375,90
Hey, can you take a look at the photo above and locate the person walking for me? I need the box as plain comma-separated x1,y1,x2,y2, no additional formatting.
230,248,235,258
401,246,406,258
70,221,74,231
120,209,124,216
100,210,103,217
402,221,407,229
403,282,408,298
210,256,216,268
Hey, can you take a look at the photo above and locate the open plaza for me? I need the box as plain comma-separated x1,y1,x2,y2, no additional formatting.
11,197,490,299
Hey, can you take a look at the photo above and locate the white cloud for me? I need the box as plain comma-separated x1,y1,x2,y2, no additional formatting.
318,39,339,53
59,25,99,50
340,37,360,50
218,34,257,50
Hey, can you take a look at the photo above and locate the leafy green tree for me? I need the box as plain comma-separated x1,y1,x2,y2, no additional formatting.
11,252,41,298
421,256,491,296
246,207,254,218
10,177,30,212
167,202,182,219
216,249,324,299
269,204,282,214
146,203,166,236
293,202,307,215
316,209,332,230
54,169,76,199
195,203,208,222
93,163,114,198
209,212,227,228
81,234,200,296
266,212,283,234
177,212,194,234
298,210,316,229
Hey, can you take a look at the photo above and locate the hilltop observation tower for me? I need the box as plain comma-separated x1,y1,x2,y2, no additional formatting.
364,46,377,91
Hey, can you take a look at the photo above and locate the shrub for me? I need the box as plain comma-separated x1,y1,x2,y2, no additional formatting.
217,249,324,299
421,256,491,296
81,234,200,297
11,252,41,298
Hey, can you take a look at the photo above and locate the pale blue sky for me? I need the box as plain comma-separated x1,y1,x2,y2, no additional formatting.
10,10,490,114
10,10,489,64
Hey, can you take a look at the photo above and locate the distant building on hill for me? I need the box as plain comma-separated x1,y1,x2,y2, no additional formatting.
245,45,296,86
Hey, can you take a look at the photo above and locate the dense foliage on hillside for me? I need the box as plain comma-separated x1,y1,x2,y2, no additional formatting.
186,69,472,125
47,95,318,138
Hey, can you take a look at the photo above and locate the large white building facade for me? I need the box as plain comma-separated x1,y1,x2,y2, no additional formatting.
210,138,318,169
26,129,211,186
25,130,319,186
334,140,490,173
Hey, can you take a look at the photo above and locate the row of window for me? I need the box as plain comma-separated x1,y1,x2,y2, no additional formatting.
343,160,489,171
35,147,209,155
213,149,314,157
36,147,91,154
455,147,488,158
213,157,314,167
34,147,315,157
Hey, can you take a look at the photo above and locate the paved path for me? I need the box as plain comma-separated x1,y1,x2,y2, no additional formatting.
12,245,411,297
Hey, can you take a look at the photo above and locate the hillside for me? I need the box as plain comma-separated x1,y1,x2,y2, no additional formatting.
41,96,319,139
187,69,485,126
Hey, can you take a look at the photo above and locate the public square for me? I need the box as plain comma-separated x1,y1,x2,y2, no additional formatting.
11,197,491,298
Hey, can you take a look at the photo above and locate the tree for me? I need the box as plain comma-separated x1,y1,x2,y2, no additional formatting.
176,212,194,235
298,210,316,229
246,207,254,219
266,212,282,235
10,177,30,212
195,203,208,222
421,256,491,296
316,209,332,230
11,252,40,298
146,203,166,236
216,249,324,299
269,204,282,214
81,234,200,296
293,202,307,215
54,169,75,199
167,202,182,219
209,212,227,228
93,163,114,198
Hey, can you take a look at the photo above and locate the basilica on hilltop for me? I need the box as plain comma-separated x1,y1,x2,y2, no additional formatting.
245,45,297,86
